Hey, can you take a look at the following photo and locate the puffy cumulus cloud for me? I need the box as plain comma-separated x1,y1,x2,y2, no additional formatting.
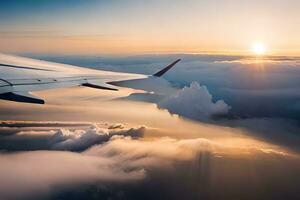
0,122,146,151
1,136,299,200
158,82,231,120
50,125,145,151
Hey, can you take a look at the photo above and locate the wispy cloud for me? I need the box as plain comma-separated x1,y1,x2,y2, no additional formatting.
0,130,298,200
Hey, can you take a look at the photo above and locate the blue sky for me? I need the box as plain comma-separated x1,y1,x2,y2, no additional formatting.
0,0,299,55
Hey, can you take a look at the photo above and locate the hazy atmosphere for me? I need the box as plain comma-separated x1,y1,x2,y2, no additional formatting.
0,0,299,55
0,1,300,200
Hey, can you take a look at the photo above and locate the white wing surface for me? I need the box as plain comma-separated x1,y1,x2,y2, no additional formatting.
0,54,180,104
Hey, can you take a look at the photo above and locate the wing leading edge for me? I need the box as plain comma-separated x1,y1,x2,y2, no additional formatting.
0,54,180,104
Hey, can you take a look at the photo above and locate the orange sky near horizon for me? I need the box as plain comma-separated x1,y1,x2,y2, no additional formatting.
0,0,299,56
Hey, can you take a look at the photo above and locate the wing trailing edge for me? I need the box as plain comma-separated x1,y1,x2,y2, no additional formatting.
0,92,45,104
82,83,118,91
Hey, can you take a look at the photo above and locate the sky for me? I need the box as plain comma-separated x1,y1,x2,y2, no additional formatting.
0,0,299,55
1,53,300,199
0,48,300,200
1,1,300,199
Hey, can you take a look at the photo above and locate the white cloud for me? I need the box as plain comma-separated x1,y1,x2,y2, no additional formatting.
0,122,146,151
158,82,230,120
47,124,146,151
50,124,146,151
0,150,145,200
0,134,297,200
0,136,215,200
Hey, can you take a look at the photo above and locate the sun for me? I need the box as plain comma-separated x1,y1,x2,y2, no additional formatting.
252,42,266,55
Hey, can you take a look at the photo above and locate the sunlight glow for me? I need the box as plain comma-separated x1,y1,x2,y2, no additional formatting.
252,42,266,55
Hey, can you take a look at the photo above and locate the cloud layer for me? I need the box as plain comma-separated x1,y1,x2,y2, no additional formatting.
158,82,231,120
0,122,145,152
0,134,299,200
1,54,300,200
0,149,144,200
50,125,145,151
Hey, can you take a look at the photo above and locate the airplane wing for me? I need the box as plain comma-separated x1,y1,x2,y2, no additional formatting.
0,54,180,104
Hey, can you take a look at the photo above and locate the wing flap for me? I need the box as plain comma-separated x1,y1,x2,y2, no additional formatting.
0,76,120,104
82,83,118,91
0,92,45,104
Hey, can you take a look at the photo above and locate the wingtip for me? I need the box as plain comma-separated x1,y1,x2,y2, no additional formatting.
153,59,181,77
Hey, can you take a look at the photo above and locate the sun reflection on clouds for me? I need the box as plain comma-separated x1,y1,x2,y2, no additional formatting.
0,121,299,199
1,84,300,199
215,57,300,65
